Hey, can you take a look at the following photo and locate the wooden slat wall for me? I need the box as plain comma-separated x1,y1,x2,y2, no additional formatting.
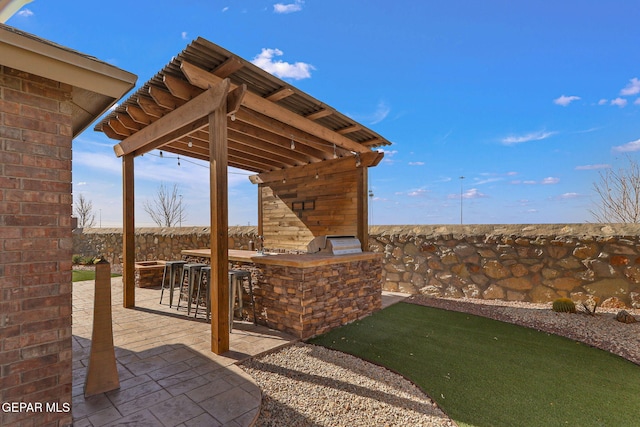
260,167,360,251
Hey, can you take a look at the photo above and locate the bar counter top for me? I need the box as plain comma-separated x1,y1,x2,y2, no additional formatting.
181,248,382,268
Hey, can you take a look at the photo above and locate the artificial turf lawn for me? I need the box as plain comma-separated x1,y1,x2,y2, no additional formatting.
72,269,121,282
309,302,640,427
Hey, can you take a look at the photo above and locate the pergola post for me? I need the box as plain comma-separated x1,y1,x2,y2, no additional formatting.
357,166,369,251
122,153,135,308
209,100,230,354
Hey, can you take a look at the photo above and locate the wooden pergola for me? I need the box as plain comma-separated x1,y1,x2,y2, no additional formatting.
95,37,391,354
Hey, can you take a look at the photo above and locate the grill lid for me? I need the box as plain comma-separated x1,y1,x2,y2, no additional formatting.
307,235,362,255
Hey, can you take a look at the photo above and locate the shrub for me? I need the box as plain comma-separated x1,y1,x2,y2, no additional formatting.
552,298,576,313
72,254,83,265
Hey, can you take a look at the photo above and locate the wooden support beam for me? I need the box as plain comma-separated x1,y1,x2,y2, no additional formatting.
180,61,369,154
248,150,384,184
305,109,333,120
149,85,185,110
163,74,201,100
209,100,230,355
266,87,294,102
212,56,243,78
107,119,131,137
337,124,362,135
126,105,152,125
226,84,246,117
357,167,368,251
116,114,141,132
232,109,328,162
122,154,135,308
114,80,230,157
103,122,125,141
137,96,165,118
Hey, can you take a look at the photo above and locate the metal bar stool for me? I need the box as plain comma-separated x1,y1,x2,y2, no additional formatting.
194,266,211,321
159,260,187,307
176,263,207,315
193,269,243,330
229,269,257,326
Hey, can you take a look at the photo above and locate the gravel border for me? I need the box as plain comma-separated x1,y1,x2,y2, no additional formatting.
241,297,640,426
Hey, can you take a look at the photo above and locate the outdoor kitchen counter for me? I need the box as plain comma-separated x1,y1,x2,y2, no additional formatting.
181,248,382,267
181,248,383,340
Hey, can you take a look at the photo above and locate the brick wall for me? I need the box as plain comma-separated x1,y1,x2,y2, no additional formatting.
1,66,73,426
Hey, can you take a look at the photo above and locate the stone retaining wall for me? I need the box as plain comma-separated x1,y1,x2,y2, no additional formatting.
73,224,640,307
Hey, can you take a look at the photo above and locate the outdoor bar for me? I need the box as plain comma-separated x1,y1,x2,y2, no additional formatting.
182,248,383,339
95,37,391,354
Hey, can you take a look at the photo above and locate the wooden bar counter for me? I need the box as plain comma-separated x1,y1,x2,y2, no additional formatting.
181,248,383,339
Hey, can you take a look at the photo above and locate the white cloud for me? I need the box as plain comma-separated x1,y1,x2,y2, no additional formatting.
474,177,502,185
251,48,314,80
575,164,610,170
541,177,560,185
17,9,33,17
181,32,188,40
408,161,425,166
620,77,640,96
273,0,304,14
611,97,628,107
598,99,608,105
613,138,640,152
448,188,487,199
553,95,580,106
369,101,390,125
501,130,556,145
463,188,487,199
408,189,428,197
635,98,640,105
222,6,229,12
557,192,580,199
523,180,537,185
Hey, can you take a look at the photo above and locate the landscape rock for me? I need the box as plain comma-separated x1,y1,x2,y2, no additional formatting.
615,310,637,324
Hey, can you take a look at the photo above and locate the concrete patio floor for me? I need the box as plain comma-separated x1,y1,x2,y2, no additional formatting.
72,276,409,426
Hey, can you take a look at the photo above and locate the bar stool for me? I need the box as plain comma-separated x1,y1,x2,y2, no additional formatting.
193,269,242,330
229,269,257,326
194,266,211,321
159,260,187,307
177,263,207,315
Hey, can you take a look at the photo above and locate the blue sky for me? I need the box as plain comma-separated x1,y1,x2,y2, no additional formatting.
7,1,640,226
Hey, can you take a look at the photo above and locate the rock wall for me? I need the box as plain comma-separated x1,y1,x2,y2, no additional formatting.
370,224,640,308
73,224,640,307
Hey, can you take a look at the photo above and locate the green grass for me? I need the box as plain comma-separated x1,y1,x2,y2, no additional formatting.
72,269,121,282
309,302,640,427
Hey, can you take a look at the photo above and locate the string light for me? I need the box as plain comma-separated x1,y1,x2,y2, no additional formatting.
290,137,295,150
355,153,361,167
188,138,193,148
315,171,319,179
333,144,337,159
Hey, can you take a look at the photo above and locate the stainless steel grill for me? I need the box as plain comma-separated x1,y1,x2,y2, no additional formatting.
307,235,362,255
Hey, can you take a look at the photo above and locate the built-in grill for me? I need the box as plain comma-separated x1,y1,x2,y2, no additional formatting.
307,235,362,255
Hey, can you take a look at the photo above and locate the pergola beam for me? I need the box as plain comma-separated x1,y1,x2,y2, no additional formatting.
114,80,230,157
248,150,384,184
180,61,369,154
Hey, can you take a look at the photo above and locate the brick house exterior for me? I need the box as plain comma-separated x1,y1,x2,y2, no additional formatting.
0,24,135,426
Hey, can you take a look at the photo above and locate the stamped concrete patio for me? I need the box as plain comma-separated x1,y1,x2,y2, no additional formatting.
71,275,409,426
72,276,297,427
